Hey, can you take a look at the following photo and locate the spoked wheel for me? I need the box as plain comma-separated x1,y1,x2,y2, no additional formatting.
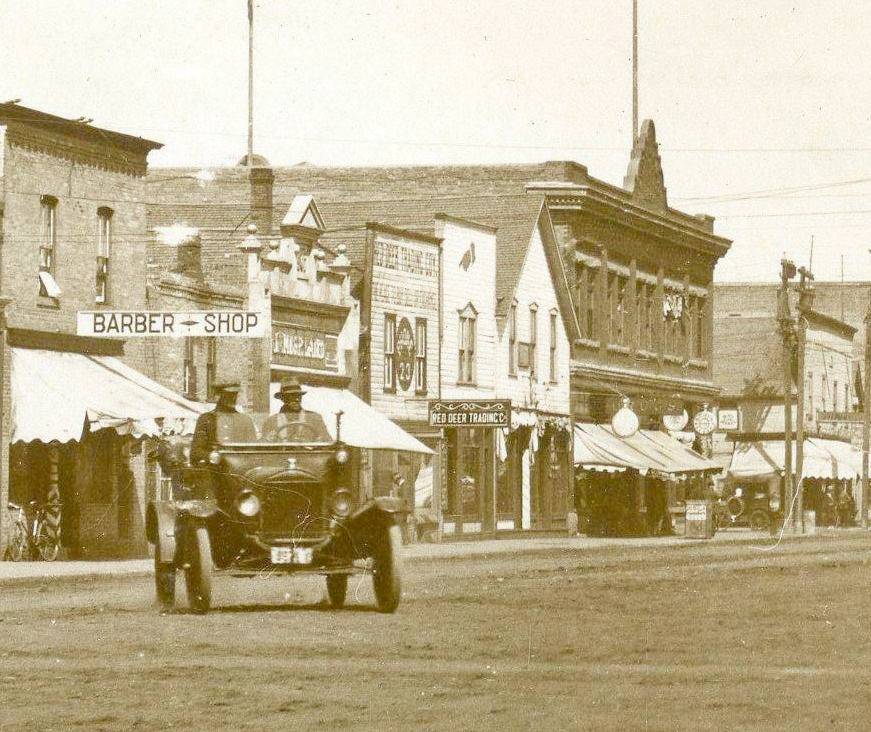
372,524,402,613
6,523,30,562
184,524,213,614
749,509,770,533
154,541,176,612
34,524,60,562
326,574,349,609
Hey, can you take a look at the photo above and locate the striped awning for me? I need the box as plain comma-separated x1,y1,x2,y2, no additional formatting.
10,347,207,443
573,423,719,477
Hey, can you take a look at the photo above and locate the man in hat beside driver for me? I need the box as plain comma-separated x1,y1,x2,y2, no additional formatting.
262,379,331,442
190,381,257,464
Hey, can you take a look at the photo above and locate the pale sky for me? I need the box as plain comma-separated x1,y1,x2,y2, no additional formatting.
2,0,869,283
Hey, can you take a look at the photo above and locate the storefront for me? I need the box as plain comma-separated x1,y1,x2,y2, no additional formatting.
727,437,862,527
573,422,720,536
4,336,204,558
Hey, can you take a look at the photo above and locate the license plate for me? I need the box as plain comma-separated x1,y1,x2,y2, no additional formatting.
271,546,312,565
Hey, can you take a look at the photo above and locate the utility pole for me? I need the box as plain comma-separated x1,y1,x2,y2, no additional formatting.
247,0,255,170
779,259,797,531
795,267,814,532
863,288,871,529
632,0,639,143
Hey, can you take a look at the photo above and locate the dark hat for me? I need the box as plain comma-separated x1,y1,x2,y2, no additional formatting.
275,378,305,399
214,381,241,394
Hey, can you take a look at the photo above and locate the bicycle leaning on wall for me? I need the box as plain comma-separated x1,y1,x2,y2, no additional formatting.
4,501,61,562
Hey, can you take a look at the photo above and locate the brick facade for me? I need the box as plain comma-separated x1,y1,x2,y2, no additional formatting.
0,103,161,557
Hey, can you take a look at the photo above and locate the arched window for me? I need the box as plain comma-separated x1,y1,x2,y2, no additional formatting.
96,207,113,303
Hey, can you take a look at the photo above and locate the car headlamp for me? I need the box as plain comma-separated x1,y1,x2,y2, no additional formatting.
769,494,781,512
208,449,222,465
332,489,352,518
235,490,261,517
335,447,350,465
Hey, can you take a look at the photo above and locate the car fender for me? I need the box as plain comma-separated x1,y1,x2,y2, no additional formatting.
335,498,400,559
145,501,179,565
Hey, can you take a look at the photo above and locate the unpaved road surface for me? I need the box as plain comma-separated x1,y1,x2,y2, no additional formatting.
2,533,871,730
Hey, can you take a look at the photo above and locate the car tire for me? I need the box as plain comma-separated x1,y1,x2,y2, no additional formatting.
372,524,402,614
185,524,213,615
154,542,176,612
749,509,770,533
326,574,349,608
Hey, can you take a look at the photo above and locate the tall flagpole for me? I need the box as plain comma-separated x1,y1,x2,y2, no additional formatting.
247,0,254,170
632,0,638,144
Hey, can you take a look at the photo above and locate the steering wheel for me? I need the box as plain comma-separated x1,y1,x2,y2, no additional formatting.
275,421,319,441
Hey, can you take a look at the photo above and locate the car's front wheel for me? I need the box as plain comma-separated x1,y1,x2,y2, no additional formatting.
154,541,176,612
326,574,349,608
372,524,402,613
184,524,212,614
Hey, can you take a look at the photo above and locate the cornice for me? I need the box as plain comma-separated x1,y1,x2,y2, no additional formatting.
572,360,720,396
543,188,731,259
7,124,149,177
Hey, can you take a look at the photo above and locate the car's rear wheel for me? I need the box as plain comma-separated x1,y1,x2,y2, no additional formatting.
184,524,212,614
372,524,402,613
154,541,176,612
326,574,349,608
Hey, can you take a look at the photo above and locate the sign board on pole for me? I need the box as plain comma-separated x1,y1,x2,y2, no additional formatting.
77,311,266,337
428,400,511,428
717,408,740,431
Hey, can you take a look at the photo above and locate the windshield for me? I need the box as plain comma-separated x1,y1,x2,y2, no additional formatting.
215,411,333,445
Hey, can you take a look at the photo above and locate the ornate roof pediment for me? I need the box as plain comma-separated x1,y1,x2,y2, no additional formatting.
623,119,668,212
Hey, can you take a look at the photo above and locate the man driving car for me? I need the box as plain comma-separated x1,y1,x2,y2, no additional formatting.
262,379,331,441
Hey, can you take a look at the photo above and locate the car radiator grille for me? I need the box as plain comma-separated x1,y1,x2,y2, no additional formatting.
259,481,330,540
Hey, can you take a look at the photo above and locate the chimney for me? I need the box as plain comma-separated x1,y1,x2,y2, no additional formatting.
250,165,274,239
154,225,202,280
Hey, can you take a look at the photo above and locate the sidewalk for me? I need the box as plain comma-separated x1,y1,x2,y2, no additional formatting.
0,528,791,585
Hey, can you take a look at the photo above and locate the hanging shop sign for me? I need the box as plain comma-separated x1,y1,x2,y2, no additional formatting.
429,400,511,428
611,398,640,438
78,310,265,337
395,318,416,391
692,407,717,436
717,408,740,431
662,410,689,432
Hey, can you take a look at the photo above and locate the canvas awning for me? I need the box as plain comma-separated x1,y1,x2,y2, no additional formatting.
300,387,432,454
11,347,208,443
573,423,719,477
728,438,862,481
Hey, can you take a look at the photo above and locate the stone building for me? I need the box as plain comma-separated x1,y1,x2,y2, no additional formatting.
0,103,201,558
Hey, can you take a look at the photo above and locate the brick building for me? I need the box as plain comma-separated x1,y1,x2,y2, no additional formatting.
145,118,728,537
0,103,201,558
145,160,359,415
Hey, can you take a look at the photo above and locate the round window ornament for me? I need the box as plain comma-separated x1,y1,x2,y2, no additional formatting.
611,398,640,438
692,404,717,436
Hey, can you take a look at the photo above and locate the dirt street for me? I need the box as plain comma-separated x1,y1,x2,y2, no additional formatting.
2,533,871,730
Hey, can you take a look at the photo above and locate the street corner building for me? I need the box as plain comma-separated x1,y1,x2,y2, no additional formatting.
0,103,205,559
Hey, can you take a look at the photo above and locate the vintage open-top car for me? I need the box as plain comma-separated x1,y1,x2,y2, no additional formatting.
145,411,403,614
